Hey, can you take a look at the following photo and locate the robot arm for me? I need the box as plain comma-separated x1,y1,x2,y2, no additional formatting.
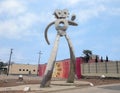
68,20,78,26
45,21,55,45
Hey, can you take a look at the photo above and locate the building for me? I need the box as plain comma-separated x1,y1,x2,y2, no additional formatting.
3,55,106,77
9,64,38,75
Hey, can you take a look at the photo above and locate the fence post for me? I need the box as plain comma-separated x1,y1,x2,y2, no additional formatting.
88,63,90,73
116,61,119,74
105,62,108,73
81,63,84,74
95,62,98,73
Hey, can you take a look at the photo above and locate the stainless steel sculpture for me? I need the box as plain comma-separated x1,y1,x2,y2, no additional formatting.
40,9,78,87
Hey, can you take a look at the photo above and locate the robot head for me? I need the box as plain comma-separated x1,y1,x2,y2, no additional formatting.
54,9,69,19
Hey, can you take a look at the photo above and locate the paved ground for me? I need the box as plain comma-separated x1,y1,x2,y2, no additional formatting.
1,75,120,93
0,80,120,93
0,80,90,92
52,84,120,93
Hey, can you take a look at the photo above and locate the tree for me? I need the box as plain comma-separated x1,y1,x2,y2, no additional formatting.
0,62,4,68
95,55,98,63
0,61,8,68
83,50,92,63
100,56,103,62
105,56,108,62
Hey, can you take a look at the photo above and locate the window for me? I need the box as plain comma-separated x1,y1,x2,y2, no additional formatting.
19,69,21,71
33,69,36,72
23,69,25,71
26,69,28,71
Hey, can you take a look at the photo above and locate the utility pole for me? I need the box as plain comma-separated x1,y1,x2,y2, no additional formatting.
37,51,42,76
7,48,13,76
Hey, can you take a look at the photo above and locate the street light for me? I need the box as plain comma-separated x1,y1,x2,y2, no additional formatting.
37,51,42,76
7,48,13,76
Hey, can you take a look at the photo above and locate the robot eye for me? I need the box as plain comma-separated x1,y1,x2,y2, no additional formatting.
64,12,66,14
58,12,61,15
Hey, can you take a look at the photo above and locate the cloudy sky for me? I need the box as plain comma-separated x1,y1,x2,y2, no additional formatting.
0,0,120,64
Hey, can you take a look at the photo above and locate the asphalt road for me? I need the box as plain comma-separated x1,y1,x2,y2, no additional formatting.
52,84,120,93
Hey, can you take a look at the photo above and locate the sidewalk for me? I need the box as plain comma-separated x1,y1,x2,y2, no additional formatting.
0,80,91,92
53,83,120,93
1,80,120,93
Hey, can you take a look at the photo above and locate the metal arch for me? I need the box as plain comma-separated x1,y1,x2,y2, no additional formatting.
44,21,55,45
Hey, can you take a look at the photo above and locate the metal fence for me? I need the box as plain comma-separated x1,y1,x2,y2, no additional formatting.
81,61,120,78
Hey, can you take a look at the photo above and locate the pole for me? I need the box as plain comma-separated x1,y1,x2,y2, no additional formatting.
7,48,13,76
37,51,42,76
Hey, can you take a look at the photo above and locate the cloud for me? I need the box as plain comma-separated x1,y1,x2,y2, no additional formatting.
55,0,80,6
17,13,40,30
109,8,120,16
0,48,15,62
0,48,9,58
55,0,110,7
0,19,19,39
65,0,80,5
71,0,120,24
0,0,42,39
77,5,106,23
0,0,56,40
0,47,26,63
0,13,40,39
0,0,26,16
1,0,119,39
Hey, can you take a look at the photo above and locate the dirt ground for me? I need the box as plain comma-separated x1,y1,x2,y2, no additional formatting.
0,79,40,87
0,75,120,93
1,78,120,87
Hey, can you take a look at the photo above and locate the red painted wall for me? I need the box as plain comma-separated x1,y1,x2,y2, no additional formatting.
75,57,81,79
38,64,46,76
62,59,70,78
38,57,82,79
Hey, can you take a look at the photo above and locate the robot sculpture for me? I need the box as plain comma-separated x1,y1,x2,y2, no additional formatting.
40,9,78,87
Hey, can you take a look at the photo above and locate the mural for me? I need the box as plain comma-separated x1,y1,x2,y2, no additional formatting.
39,57,81,79
52,60,69,78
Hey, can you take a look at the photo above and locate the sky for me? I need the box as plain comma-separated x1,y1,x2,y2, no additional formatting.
0,0,120,64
